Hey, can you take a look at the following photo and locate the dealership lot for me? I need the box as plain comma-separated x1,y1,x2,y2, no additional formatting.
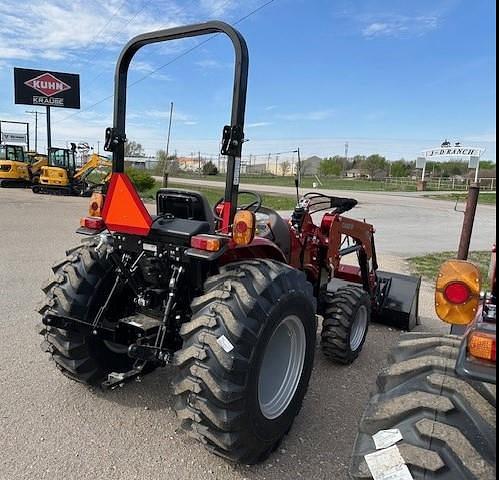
0,188,493,480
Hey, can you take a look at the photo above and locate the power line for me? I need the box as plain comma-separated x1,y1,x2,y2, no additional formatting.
83,0,156,88
53,0,278,125
85,0,130,64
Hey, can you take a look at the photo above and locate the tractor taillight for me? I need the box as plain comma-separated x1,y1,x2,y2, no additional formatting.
191,235,223,252
89,192,105,217
435,259,482,325
468,331,497,363
444,282,471,304
80,216,105,231
232,211,256,246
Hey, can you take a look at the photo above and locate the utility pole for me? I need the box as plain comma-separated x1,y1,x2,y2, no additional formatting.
163,101,174,187
267,153,271,173
344,141,349,175
97,141,100,154
45,107,52,154
275,155,279,176
25,110,46,152
198,151,202,176
296,147,302,184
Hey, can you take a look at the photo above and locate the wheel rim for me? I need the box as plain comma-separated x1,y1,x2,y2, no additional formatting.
350,305,368,351
258,315,306,420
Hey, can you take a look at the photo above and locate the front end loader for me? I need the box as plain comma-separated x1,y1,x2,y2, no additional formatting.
38,21,421,465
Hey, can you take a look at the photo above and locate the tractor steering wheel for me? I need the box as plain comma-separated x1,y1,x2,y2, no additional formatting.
213,190,263,221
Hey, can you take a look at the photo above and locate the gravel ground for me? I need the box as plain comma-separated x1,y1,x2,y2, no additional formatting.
0,188,460,480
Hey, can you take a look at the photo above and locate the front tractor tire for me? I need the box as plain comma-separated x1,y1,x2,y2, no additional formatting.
321,286,371,364
38,238,136,385
173,260,317,465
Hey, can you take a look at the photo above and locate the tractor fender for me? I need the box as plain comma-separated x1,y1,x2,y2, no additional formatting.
219,237,287,265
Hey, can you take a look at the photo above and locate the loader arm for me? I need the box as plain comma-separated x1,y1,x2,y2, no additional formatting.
29,155,48,175
73,154,112,182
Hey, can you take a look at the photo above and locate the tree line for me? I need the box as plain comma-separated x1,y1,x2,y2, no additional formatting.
318,155,495,178
124,139,494,179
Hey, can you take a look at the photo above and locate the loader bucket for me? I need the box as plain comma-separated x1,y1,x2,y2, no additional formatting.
374,271,421,331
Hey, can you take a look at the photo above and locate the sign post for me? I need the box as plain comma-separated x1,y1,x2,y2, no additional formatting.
421,142,486,264
14,68,80,154
46,107,51,152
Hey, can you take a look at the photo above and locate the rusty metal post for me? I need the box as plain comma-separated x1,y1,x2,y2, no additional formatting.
457,183,480,260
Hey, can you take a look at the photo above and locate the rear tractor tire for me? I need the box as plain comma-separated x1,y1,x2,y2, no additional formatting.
173,260,317,464
350,333,496,479
321,286,371,364
38,237,139,385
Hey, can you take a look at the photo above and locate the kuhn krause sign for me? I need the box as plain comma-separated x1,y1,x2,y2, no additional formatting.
14,68,80,109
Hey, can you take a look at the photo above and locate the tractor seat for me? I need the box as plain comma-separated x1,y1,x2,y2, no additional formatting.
257,207,291,258
156,189,215,232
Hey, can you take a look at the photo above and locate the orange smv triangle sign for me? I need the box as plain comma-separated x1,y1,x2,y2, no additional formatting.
102,173,153,236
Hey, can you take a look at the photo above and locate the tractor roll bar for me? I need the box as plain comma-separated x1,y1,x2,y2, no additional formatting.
106,21,249,226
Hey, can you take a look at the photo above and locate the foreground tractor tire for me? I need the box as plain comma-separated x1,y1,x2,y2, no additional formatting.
173,260,317,464
321,286,371,364
38,238,136,385
350,333,496,480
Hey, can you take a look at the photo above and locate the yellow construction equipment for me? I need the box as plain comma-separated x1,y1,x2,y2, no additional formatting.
33,144,112,196
0,144,48,187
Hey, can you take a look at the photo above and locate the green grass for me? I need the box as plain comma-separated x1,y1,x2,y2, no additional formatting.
172,173,414,191
408,251,492,290
426,192,496,205
140,181,297,211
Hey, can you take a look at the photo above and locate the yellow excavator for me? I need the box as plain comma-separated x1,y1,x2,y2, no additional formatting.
0,144,48,187
33,143,112,196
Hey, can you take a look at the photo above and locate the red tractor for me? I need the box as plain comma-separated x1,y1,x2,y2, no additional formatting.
38,21,420,464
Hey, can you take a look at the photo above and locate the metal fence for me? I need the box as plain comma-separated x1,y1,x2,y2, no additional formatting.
383,177,496,191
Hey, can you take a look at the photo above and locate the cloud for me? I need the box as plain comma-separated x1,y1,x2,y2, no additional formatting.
130,60,174,81
463,132,497,144
196,59,224,69
137,109,198,126
277,110,335,121
362,15,439,39
0,0,187,62
246,122,273,128
199,0,237,17
0,47,33,60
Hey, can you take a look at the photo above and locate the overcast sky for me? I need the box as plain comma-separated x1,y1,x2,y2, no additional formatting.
0,0,496,161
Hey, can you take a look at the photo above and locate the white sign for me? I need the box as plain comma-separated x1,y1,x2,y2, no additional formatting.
468,156,480,169
423,146,485,158
1,132,27,144
415,157,426,169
